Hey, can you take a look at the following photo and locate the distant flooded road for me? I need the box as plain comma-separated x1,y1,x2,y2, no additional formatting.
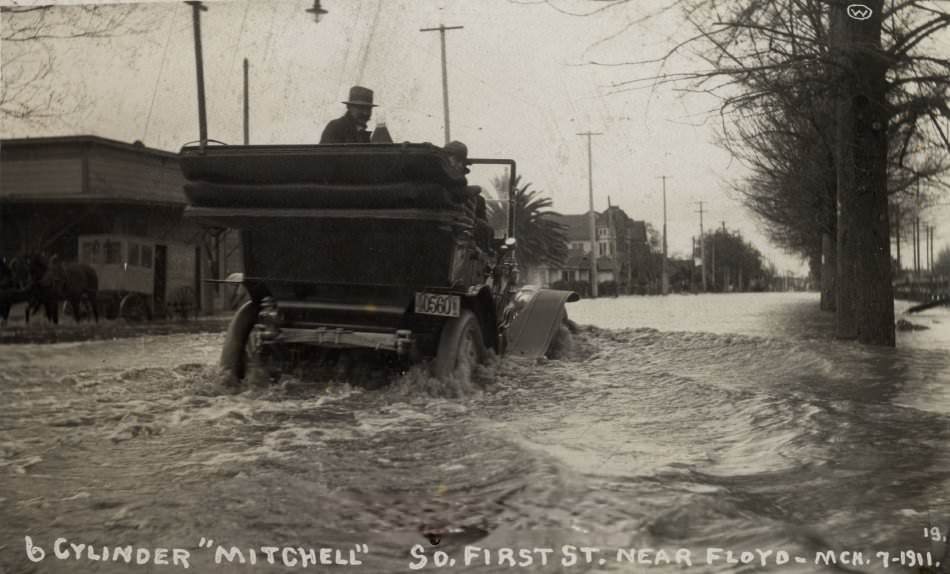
2,293,948,573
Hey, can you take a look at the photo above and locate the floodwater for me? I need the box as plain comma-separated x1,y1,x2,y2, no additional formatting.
1,293,948,573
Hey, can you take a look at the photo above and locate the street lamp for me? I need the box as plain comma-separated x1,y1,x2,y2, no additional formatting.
306,0,328,22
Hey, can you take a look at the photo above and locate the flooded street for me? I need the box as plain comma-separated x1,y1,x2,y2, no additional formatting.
2,293,949,573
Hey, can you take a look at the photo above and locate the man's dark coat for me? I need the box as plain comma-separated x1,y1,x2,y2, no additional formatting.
320,113,370,143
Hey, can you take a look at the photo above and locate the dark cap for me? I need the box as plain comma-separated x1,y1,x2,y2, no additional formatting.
444,140,468,160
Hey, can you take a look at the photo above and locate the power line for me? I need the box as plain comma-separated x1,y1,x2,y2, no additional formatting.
357,0,384,85
142,3,178,143
227,0,251,80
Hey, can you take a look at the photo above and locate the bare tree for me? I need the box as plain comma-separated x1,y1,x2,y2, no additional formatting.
545,0,950,345
1,4,156,122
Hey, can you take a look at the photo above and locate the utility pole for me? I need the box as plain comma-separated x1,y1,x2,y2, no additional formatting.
690,236,696,291
932,225,936,272
895,203,901,271
928,225,934,272
658,175,670,295
721,221,727,290
243,58,249,145
925,224,929,272
579,131,602,297
420,24,464,145
607,196,619,296
186,0,216,315
695,201,706,292
711,238,716,291
186,1,209,152
915,176,921,276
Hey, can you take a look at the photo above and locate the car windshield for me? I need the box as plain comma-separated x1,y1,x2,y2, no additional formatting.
467,163,511,239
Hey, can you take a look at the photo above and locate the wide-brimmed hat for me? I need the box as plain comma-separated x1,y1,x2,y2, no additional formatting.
342,86,377,107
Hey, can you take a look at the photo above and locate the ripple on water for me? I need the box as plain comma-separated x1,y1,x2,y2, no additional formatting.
2,310,948,574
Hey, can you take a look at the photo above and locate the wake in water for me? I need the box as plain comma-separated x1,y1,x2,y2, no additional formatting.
6,315,947,574
228,344,526,400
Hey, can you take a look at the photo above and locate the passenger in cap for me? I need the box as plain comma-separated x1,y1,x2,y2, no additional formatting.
444,140,470,174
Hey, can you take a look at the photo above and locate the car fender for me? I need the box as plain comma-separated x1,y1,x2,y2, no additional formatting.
502,286,579,358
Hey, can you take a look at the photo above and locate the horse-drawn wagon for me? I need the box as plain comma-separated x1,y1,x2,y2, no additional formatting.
77,234,199,321
181,142,576,382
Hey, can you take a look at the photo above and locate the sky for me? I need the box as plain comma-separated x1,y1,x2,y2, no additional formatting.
2,0,948,275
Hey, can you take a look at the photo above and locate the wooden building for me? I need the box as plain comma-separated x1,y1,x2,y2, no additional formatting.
0,135,240,315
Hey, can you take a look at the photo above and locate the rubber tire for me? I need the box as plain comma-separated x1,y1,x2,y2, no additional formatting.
432,310,486,380
219,300,260,381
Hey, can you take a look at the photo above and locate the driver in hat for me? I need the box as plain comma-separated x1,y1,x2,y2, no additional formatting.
320,86,377,143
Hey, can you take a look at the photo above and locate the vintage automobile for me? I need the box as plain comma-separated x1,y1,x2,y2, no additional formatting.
180,142,577,382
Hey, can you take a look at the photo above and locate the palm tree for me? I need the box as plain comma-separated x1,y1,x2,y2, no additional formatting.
488,175,568,268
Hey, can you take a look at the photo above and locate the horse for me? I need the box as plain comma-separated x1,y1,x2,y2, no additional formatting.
18,253,63,324
1,256,42,326
56,258,99,323
1,254,99,325
34,254,99,324
0,257,20,327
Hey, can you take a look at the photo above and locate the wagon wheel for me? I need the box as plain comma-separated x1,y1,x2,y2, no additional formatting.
167,286,198,320
432,310,486,381
119,293,151,322
219,301,275,384
99,292,121,320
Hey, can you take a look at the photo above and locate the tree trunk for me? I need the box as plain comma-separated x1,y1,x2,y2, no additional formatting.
832,0,894,345
821,232,837,311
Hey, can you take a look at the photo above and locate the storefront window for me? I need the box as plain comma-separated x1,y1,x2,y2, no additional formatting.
128,243,140,267
141,245,153,269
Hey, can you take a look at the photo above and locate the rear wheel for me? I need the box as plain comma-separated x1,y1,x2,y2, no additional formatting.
432,310,486,380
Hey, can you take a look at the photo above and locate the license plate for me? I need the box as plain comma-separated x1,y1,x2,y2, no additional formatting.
415,292,460,318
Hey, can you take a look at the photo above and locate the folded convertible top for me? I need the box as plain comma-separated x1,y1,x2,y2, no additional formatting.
179,142,468,187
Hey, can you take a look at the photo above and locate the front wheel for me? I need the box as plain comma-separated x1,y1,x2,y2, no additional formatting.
545,309,573,359
432,310,486,380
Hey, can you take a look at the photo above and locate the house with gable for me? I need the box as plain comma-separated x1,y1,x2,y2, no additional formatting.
522,205,648,295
